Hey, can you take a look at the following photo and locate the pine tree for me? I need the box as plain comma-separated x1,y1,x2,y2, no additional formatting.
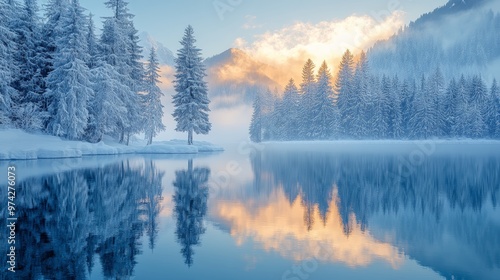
10,0,47,129
101,0,143,144
409,75,436,139
86,62,128,143
391,76,404,139
298,59,316,139
0,0,17,126
453,75,469,138
377,75,391,138
39,0,69,94
270,95,286,141
352,51,370,138
468,75,488,138
173,25,211,145
491,79,500,139
311,61,335,140
143,47,166,145
400,79,415,138
365,76,381,138
249,90,263,143
484,78,497,138
260,88,275,141
86,13,99,69
445,78,459,138
428,67,446,137
281,79,301,140
46,0,93,140
335,50,355,138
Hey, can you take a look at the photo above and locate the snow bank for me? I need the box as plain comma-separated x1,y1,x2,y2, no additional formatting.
0,129,224,160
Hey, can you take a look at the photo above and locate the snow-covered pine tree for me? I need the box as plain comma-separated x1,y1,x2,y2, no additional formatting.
86,62,128,143
378,75,391,138
125,20,146,143
365,75,380,138
39,0,69,95
10,0,47,130
143,47,166,145
453,75,469,138
0,0,17,126
428,67,446,137
444,78,459,138
281,79,301,140
483,78,497,138
352,51,370,139
335,50,355,138
172,25,211,145
468,75,488,138
84,14,126,143
409,75,437,139
46,0,93,140
298,59,316,139
249,90,263,143
400,79,415,138
270,94,286,141
491,79,500,139
101,0,143,144
86,13,99,70
311,61,335,140
260,88,275,141
391,76,404,139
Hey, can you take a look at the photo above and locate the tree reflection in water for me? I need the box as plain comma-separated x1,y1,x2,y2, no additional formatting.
0,159,164,279
173,159,210,267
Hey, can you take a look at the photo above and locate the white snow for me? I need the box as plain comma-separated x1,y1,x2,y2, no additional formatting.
0,129,224,160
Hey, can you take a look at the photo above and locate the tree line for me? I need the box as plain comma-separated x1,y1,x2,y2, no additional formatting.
0,0,211,145
250,50,500,142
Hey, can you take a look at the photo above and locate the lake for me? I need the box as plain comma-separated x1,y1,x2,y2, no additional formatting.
1,142,499,279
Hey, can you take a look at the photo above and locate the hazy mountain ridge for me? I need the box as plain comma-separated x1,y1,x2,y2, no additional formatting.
412,0,491,27
368,0,500,80
139,31,176,66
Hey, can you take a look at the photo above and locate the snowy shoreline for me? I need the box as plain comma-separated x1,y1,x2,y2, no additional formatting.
0,129,224,160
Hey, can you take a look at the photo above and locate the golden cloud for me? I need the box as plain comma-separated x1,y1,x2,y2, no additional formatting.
235,12,405,85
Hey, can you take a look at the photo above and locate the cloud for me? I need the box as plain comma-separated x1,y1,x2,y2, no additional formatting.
242,15,263,30
235,12,405,83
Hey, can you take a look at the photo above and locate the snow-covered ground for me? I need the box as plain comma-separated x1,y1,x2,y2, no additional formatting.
0,129,224,160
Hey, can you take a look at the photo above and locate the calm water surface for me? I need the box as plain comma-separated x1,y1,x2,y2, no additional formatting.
1,143,499,279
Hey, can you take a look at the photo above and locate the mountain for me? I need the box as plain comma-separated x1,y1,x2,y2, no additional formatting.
204,48,280,108
138,31,175,66
368,0,500,80
412,0,491,27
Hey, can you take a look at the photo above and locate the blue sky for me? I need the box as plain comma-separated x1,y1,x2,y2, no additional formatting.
42,0,447,57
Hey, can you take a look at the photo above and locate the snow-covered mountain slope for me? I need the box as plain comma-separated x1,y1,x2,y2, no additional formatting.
368,0,500,80
139,31,176,66
412,0,490,27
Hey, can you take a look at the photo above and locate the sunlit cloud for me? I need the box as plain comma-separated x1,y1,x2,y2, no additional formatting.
234,12,405,85
243,15,264,30
210,188,404,267
158,65,175,91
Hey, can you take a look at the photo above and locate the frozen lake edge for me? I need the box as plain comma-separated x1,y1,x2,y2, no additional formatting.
0,129,224,160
